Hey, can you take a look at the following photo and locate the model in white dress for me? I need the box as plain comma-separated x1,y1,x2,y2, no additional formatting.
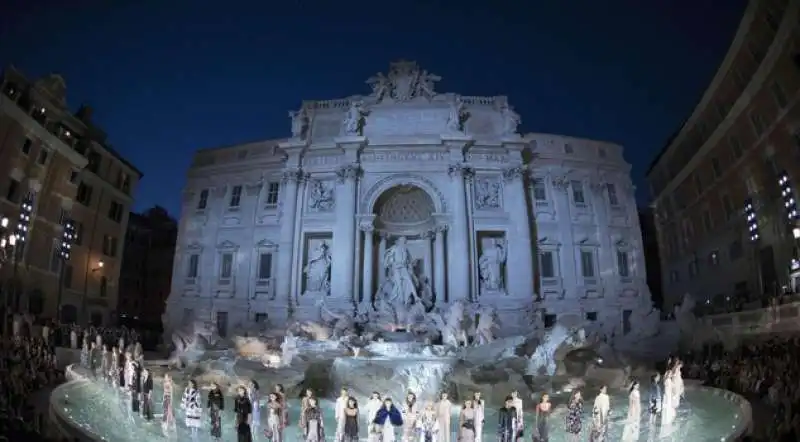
435,393,452,442
622,381,641,442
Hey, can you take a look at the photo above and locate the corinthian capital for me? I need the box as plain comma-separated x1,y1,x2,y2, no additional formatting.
336,164,362,183
448,163,475,179
502,166,525,182
281,168,303,184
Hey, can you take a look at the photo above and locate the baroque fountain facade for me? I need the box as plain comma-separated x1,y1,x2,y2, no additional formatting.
47,62,754,441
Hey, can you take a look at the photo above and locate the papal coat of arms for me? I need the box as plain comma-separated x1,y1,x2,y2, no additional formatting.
366,60,440,103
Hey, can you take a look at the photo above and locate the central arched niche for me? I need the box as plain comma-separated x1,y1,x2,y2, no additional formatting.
373,185,435,235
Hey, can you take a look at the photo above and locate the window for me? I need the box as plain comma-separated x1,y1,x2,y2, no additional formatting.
63,265,73,289
606,183,619,206
21,138,32,155
197,189,209,210
729,136,743,160
543,313,557,328
571,181,585,204
49,240,62,273
749,111,766,135
76,182,93,206
564,143,573,154
5,178,20,203
702,210,713,232
255,313,268,323
539,251,556,278
711,157,722,178
265,182,280,207
187,254,199,278
708,251,720,266
729,240,743,260
87,151,101,174
99,276,108,297
68,170,79,184
37,148,49,165
585,311,597,321
258,253,273,280
74,222,83,246
616,250,630,278
721,194,734,220
229,185,243,208
107,201,124,223
532,179,547,201
102,235,118,257
580,250,595,278
219,253,234,279
771,81,788,109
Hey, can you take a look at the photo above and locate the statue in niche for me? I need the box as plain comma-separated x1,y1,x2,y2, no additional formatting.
341,101,367,136
478,238,507,292
500,104,521,136
474,178,502,209
304,241,331,294
378,236,420,314
446,96,469,133
289,108,309,140
307,180,335,212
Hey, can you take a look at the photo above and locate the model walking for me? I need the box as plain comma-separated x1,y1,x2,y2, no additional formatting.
301,396,325,442
564,390,583,442
457,399,476,442
208,382,225,441
533,393,551,442
181,379,202,441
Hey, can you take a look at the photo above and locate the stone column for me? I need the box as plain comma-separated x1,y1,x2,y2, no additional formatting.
446,162,473,301
434,225,447,302
359,216,376,306
503,164,535,298
378,233,387,288
276,169,301,308
423,232,433,287
331,164,360,302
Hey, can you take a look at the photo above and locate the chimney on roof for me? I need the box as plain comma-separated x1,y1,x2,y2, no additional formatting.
76,104,93,123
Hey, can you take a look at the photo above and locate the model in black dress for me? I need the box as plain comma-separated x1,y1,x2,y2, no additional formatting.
343,398,359,442
208,384,225,440
235,386,254,442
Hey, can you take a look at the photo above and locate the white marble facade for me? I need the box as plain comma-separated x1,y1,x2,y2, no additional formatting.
164,61,651,337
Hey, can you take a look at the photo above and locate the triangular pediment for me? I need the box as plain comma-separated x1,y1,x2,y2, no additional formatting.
186,241,203,250
255,239,278,249
217,240,238,249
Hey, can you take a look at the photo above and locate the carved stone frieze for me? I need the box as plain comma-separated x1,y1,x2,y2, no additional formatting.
361,151,448,163
307,179,335,212
473,176,503,210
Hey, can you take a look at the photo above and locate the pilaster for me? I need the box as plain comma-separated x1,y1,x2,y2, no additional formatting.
442,135,474,302
331,137,365,302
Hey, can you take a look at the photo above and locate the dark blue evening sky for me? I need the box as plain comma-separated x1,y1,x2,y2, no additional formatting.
1,0,746,215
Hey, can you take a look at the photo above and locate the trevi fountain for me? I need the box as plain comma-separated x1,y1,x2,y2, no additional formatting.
49,62,752,441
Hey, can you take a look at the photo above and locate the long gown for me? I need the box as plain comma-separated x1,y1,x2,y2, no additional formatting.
344,406,360,442
511,398,523,439
162,381,175,430
621,389,641,442
302,406,325,442
436,400,452,442
374,405,404,442
366,399,383,442
589,393,610,442
534,403,551,442
402,403,419,442
497,407,517,442
474,400,484,442
565,399,582,435
235,396,254,442
208,389,225,439
458,407,476,442
335,396,349,442
267,402,284,442
416,411,439,442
